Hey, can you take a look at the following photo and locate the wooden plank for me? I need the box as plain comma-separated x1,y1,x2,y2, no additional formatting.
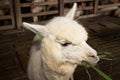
20,1,58,7
0,53,16,67
64,0,93,3
89,24,120,35
21,10,58,17
14,0,22,29
59,0,64,16
0,68,20,80
14,41,32,72
77,13,100,19
80,6,93,10
64,6,94,12
102,16,120,25
98,3,120,9
0,25,15,30
0,15,11,20
12,74,27,80
98,21,120,29
0,31,33,45
9,0,15,28
0,29,24,35
93,0,99,14
88,23,106,32
0,43,14,54
0,5,10,8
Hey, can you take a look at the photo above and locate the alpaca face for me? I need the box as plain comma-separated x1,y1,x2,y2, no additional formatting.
44,17,99,65
22,3,99,66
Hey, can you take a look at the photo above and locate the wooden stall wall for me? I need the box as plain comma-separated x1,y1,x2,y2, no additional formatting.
0,0,15,30
14,0,60,29
14,0,120,29
14,0,97,28
0,0,120,30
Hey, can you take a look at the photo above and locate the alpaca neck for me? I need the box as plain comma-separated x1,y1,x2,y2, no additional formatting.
41,58,76,80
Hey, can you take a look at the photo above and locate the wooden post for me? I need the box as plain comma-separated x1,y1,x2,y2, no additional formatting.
10,0,15,29
94,0,99,14
14,0,22,29
58,0,64,16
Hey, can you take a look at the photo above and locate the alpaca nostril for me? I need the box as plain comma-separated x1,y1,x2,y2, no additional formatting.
88,55,96,58
88,55,100,63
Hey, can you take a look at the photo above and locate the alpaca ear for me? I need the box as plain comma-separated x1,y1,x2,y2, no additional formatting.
65,3,77,19
22,22,50,37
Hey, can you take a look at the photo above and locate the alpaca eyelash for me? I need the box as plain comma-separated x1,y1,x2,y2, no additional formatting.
60,42,72,47
57,40,72,47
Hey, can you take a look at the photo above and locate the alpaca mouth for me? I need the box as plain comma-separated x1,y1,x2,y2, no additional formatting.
82,56,100,67
82,60,97,67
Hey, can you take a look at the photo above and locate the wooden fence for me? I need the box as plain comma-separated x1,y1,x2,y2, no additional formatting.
0,0,15,30
0,0,120,30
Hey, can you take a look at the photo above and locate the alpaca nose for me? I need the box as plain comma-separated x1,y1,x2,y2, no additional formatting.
87,54,100,63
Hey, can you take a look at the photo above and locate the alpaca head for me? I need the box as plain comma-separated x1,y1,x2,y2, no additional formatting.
22,3,99,66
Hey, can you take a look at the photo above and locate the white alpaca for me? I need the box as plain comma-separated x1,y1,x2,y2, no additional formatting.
31,0,45,22
23,3,99,80
31,0,57,22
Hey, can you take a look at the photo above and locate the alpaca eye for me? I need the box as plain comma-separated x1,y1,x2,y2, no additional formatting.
61,42,71,47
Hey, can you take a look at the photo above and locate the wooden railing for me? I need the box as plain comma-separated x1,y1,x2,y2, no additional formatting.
0,0,120,30
0,0,15,30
